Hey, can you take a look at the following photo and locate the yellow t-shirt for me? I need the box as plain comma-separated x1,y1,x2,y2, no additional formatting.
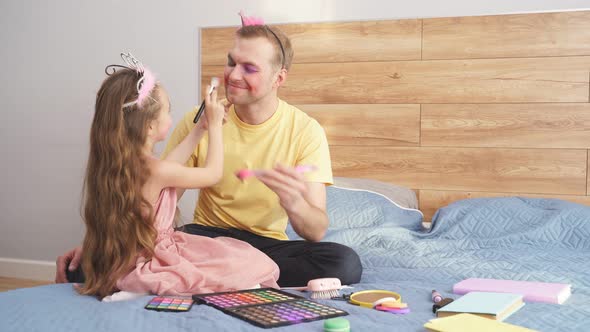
163,99,333,240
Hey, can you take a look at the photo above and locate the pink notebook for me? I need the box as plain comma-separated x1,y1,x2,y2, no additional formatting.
453,278,571,304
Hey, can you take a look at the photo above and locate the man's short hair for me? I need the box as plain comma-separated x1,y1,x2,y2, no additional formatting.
236,25,294,70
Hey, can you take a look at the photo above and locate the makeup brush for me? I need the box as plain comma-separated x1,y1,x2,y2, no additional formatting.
193,77,220,123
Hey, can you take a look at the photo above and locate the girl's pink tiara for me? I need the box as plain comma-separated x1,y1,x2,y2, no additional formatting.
105,52,157,109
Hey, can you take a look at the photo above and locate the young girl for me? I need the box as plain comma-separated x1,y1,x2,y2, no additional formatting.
78,54,279,299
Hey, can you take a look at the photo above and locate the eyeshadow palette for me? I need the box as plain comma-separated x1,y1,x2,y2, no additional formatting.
144,296,194,312
192,288,348,328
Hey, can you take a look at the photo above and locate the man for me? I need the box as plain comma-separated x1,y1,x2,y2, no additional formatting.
56,23,362,287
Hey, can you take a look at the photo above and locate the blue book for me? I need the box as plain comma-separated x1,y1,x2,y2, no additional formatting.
436,292,525,321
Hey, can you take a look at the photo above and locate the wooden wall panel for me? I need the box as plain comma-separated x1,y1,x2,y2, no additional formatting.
422,104,590,148
419,189,590,221
330,147,587,195
423,11,590,59
200,27,235,66
296,104,420,146
201,19,422,66
202,56,590,104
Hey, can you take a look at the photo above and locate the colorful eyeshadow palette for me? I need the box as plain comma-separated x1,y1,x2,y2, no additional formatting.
144,296,194,312
192,288,348,328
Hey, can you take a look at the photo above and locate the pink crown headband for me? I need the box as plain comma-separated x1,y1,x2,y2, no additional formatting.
238,11,286,69
239,10,265,26
104,52,157,109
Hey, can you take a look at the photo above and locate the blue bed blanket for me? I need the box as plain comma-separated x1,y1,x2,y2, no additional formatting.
1,187,589,331
296,188,590,331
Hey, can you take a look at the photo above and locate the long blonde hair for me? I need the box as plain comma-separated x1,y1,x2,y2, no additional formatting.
78,69,162,298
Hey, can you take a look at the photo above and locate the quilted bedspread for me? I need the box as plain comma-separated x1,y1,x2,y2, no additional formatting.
1,187,589,331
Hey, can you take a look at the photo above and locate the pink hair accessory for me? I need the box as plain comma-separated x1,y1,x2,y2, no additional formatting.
118,52,157,108
237,10,286,68
239,10,265,26
134,67,156,107
235,165,317,181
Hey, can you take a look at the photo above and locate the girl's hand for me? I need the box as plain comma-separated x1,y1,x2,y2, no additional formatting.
197,97,230,131
204,88,225,128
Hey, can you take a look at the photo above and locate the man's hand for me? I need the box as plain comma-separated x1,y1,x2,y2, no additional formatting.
255,164,308,212
55,246,82,283
255,164,328,242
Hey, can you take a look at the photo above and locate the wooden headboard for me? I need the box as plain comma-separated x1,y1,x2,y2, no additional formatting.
200,11,590,220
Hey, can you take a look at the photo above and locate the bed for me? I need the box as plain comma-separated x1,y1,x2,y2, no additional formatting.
1,184,589,331
3,9,590,332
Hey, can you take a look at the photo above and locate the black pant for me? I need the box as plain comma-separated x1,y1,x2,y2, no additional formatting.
180,224,362,287
67,224,363,287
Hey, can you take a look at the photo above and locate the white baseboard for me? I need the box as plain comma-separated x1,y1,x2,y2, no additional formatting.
0,257,56,281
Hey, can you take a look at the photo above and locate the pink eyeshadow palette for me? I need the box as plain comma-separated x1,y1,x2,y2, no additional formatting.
192,288,348,328
144,297,194,312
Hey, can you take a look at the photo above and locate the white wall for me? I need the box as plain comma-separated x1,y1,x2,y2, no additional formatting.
1,0,588,280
